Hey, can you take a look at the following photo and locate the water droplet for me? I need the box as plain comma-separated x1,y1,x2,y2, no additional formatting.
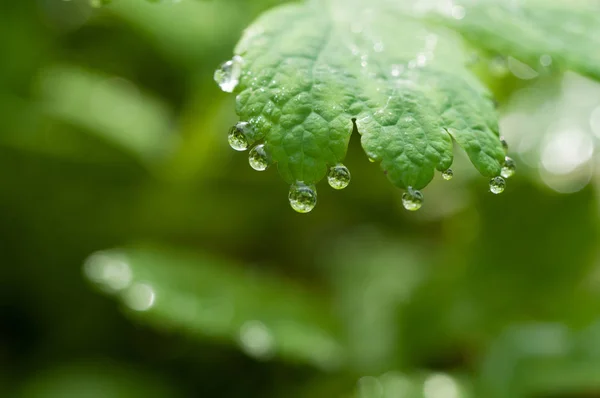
289,183,317,213
402,187,423,211
501,156,516,178
489,57,508,77
442,169,454,181
239,320,275,359
451,5,465,19
214,55,243,93
540,54,553,67
249,144,270,171
123,283,156,312
489,176,506,194
500,136,509,153
228,122,251,151
327,164,351,190
83,251,132,292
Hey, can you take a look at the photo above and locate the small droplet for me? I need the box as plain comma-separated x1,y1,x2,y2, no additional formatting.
442,169,454,181
289,183,317,213
402,187,423,211
214,56,243,93
327,164,351,190
228,122,251,151
500,136,509,153
489,176,506,194
501,156,516,178
540,54,553,67
489,57,508,77
249,144,270,171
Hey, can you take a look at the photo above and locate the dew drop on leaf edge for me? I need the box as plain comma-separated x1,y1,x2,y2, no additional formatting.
289,183,317,213
327,164,351,190
442,169,454,181
490,176,506,194
228,122,250,151
249,144,270,171
214,55,243,93
501,156,516,178
402,187,423,211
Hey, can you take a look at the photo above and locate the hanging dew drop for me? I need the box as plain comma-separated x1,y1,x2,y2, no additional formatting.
402,187,423,211
214,55,243,93
489,176,506,194
228,122,251,151
500,136,509,153
501,156,516,178
327,164,351,190
442,169,454,181
248,144,270,171
288,183,317,213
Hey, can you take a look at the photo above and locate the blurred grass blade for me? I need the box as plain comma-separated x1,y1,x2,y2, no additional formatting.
108,0,247,67
83,246,344,370
36,65,174,164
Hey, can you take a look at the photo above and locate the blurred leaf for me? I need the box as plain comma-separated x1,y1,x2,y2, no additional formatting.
431,0,600,81
323,230,427,372
481,323,600,398
36,65,174,164
355,371,472,398
83,246,344,370
107,0,251,67
16,361,182,398
226,0,504,192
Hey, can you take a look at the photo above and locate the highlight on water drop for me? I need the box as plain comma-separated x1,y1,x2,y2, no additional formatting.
402,187,423,211
228,122,251,151
489,176,506,194
248,144,270,171
327,164,351,190
442,168,454,181
288,182,317,213
214,55,243,93
501,156,516,178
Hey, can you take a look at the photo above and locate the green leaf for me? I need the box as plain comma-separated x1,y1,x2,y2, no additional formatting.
227,0,505,190
83,246,344,370
36,66,174,164
430,0,600,81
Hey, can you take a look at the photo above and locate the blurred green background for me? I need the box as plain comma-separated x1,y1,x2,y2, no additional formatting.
2,1,600,397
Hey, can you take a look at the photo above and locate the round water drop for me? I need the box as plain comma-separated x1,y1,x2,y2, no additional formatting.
501,156,516,178
249,144,270,171
214,56,243,93
289,183,317,213
489,176,506,194
327,164,351,190
402,187,423,211
228,122,250,151
442,169,454,181
500,136,509,153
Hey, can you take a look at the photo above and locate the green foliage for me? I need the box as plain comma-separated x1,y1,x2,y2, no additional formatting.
225,0,600,193
231,0,505,190
2,1,600,398
84,247,343,369
432,0,600,81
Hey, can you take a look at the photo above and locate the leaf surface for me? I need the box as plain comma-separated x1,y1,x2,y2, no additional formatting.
230,0,505,189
